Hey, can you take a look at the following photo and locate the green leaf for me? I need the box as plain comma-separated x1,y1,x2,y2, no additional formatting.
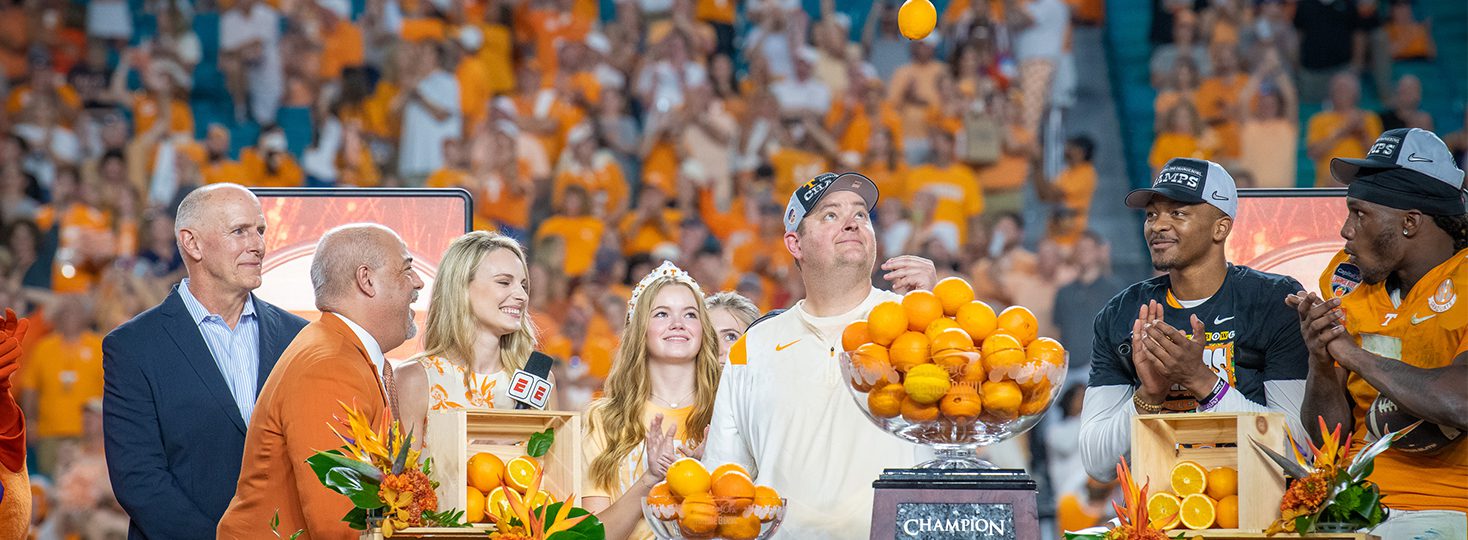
1296,513,1317,534
271,511,281,533
289,531,304,540
538,503,604,538
422,457,434,477
324,467,386,509
1334,485,1363,511
342,507,370,530
528,428,555,458
423,508,471,528
307,451,384,488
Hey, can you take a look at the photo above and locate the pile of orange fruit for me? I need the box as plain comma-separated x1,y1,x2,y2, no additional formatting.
463,452,546,523
646,458,783,540
843,277,1065,425
1146,461,1240,531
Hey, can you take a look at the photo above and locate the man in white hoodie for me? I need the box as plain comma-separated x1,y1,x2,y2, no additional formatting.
704,172,936,539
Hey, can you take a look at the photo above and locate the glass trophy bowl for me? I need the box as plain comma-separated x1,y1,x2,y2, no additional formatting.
642,496,788,540
838,347,1067,469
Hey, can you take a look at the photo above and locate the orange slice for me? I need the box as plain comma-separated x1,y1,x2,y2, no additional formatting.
1180,493,1217,530
504,455,540,493
1171,460,1208,496
1147,492,1182,531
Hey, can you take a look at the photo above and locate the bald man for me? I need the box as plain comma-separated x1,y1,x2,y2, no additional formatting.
219,224,424,539
103,183,309,540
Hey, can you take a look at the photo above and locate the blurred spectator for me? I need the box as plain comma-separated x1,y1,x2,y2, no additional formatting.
745,1,803,81
1051,231,1123,372
1292,0,1364,104
199,125,245,186
554,124,629,219
1033,135,1096,246
679,84,738,189
1149,101,1213,174
0,165,39,223
33,400,130,540
906,129,983,247
1001,238,1073,339
19,295,103,475
35,170,111,294
975,94,1035,216
220,0,284,125
13,93,83,191
1305,73,1381,187
8,51,83,128
861,1,913,81
1009,0,1071,136
240,125,304,188
104,51,193,138
469,119,537,239
1378,74,1434,132
1153,58,1201,129
1239,0,1298,71
537,185,606,279
620,184,679,257
1237,52,1299,188
396,42,462,183
426,137,472,189
1385,0,1434,61
772,48,833,118
889,38,945,162
148,1,203,79
1196,45,1245,160
1045,385,1088,495
1149,10,1209,88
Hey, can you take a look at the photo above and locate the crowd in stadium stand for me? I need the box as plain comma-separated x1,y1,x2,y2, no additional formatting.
0,0,1461,537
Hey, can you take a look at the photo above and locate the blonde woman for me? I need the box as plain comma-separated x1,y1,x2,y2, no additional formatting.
394,231,544,446
581,262,722,540
705,291,759,362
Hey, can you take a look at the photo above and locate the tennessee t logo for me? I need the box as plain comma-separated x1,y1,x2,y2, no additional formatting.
1382,313,1398,326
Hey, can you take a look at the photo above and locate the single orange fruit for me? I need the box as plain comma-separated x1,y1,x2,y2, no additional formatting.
711,470,756,513
465,486,486,523
849,342,896,391
679,492,719,535
1147,492,1182,531
955,301,998,343
933,349,974,372
718,514,762,539
1180,493,1217,530
841,319,870,352
1206,467,1238,499
900,395,941,423
1018,390,1053,416
981,380,1023,420
667,458,712,498
1216,495,1239,529
996,306,1039,345
939,385,982,421
467,452,506,492
902,290,944,332
1026,337,1066,366
504,455,538,493
888,331,932,372
930,327,975,353
1171,461,1208,496
867,301,908,346
957,359,987,385
897,0,938,40
924,317,961,342
982,333,1026,379
647,481,679,518
753,486,781,522
867,383,906,418
710,463,750,481
933,277,976,316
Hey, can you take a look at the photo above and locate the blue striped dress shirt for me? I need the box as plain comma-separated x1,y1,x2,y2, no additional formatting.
178,279,262,422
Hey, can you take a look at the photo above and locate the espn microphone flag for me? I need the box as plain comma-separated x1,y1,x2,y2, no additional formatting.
510,352,555,409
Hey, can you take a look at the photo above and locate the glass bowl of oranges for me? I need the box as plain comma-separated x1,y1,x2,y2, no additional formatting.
642,459,787,540
837,277,1068,469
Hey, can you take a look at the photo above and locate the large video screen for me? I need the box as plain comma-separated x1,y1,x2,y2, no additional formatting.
1225,188,1347,295
250,188,472,359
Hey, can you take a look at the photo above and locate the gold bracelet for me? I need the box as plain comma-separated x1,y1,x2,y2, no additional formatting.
1133,392,1163,414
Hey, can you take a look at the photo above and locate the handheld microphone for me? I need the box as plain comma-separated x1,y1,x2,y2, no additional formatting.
510,352,555,410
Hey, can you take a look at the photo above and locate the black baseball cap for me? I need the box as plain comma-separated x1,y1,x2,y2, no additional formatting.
784,172,880,233
1333,128,1467,215
1124,158,1237,218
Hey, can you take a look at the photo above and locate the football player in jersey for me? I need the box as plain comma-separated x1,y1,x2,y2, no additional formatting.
1292,128,1468,539
1079,158,1309,481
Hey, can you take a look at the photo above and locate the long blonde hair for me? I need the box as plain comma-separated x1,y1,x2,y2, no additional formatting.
585,278,722,492
412,231,537,383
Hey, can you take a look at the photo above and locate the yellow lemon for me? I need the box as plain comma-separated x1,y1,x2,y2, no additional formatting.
898,0,938,40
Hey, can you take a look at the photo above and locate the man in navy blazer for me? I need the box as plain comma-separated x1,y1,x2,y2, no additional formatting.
104,184,307,539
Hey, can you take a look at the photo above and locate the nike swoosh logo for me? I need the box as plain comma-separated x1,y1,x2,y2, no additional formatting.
1214,315,1235,325
1210,191,1230,201
1407,153,1433,163
1412,313,1436,324
776,340,801,351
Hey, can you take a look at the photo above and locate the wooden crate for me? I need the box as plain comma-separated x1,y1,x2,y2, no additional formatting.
1132,412,1288,532
424,408,583,516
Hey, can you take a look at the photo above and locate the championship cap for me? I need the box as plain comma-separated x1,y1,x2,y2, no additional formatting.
784,172,880,233
1331,128,1467,215
1124,158,1237,218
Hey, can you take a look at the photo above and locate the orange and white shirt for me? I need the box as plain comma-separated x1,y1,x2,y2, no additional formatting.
1319,249,1468,513
417,355,514,412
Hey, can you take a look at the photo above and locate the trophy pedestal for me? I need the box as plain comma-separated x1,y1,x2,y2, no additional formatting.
870,468,1039,540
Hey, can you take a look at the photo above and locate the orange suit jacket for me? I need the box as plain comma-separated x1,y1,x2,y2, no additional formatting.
217,312,388,540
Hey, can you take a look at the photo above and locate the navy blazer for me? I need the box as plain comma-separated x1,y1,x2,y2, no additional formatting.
103,286,307,540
